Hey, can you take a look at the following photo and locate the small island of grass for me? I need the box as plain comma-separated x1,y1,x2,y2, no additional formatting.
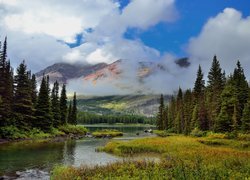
92,129,123,138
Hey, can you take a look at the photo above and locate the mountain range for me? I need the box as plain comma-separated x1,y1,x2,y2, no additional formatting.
35,58,189,85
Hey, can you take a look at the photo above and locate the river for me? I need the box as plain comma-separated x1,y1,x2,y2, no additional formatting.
0,124,155,179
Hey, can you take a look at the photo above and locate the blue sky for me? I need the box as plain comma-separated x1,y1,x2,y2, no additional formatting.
121,0,250,57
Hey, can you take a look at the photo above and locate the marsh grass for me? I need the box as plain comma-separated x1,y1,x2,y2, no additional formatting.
92,129,123,138
52,135,250,179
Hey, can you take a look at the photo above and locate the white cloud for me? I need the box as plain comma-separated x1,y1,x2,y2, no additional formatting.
0,0,177,72
187,8,250,78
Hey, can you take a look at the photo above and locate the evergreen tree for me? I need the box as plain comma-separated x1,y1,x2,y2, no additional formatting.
71,92,77,125
60,84,68,125
30,74,37,105
156,94,164,130
232,61,249,127
0,37,13,126
13,61,34,129
175,88,184,133
168,96,176,131
216,83,237,132
163,105,168,130
183,89,193,134
207,56,225,130
193,65,205,101
241,102,250,132
67,101,72,124
35,76,53,131
51,81,61,127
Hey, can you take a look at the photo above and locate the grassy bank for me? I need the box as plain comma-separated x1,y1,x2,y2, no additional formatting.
0,124,87,141
92,129,123,138
52,135,250,179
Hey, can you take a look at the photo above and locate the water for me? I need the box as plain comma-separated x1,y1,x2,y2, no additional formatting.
0,124,155,179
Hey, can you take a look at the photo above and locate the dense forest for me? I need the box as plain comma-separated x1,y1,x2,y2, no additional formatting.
78,111,155,124
0,37,78,138
157,56,250,134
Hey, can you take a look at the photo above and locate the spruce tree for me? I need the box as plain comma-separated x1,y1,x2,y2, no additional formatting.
207,56,225,130
167,96,176,131
216,83,237,132
175,88,184,133
35,76,53,131
30,74,37,106
67,101,72,124
71,92,77,125
232,61,249,127
183,89,193,134
60,84,68,125
193,65,205,101
13,61,34,129
0,37,13,126
51,81,61,127
156,94,164,130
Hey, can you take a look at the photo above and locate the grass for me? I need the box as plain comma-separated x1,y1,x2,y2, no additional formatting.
52,135,250,179
92,129,123,138
0,124,87,140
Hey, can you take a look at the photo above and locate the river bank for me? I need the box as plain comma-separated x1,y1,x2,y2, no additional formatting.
0,124,87,145
52,134,250,179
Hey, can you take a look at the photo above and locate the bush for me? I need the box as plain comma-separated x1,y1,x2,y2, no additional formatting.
0,126,27,139
58,124,87,135
190,128,205,137
206,132,227,139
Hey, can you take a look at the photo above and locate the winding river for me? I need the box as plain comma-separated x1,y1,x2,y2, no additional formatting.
0,124,155,179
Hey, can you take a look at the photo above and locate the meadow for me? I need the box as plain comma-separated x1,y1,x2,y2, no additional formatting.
52,133,250,179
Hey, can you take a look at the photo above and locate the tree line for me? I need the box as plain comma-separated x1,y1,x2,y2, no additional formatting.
78,111,155,125
157,56,250,134
0,37,77,137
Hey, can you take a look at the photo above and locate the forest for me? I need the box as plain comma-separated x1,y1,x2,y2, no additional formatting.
156,55,250,134
0,37,80,139
78,111,155,124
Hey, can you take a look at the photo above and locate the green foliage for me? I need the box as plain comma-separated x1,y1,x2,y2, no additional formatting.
58,124,87,135
77,111,153,124
35,75,53,131
60,84,68,125
0,126,27,139
156,94,164,130
92,129,123,138
190,128,205,137
51,81,61,127
13,60,35,129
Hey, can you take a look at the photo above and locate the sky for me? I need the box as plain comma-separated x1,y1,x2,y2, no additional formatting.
0,0,250,94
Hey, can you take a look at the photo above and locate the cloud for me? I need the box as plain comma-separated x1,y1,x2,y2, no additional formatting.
0,0,178,73
187,8,250,78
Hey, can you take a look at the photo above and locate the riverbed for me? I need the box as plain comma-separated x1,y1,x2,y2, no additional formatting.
0,124,156,179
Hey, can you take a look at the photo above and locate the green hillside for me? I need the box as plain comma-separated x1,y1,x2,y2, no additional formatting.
75,95,170,117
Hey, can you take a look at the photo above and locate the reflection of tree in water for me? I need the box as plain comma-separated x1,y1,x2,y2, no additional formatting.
63,140,76,166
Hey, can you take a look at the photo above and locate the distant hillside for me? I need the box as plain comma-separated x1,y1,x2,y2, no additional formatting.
76,95,171,117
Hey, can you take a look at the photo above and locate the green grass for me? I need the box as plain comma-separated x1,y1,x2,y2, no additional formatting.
0,124,87,140
92,129,123,138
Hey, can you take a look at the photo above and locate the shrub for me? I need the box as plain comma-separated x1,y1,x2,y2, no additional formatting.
190,128,205,137
58,124,87,135
0,126,27,139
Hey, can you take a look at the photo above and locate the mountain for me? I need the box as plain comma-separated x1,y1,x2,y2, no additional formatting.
35,62,107,84
75,94,171,117
36,58,189,85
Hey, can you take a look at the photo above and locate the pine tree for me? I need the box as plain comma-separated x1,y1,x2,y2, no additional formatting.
207,56,225,130
35,76,53,131
216,83,237,132
241,91,250,132
175,88,184,133
60,84,68,125
30,74,37,105
13,61,34,129
163,105,168,130
183,89,193,134
167,96,176,131
156,94,164,130
232,61,249,127
0,37,13,126
67,101,72,124
51,81,61,127
193,65,205,101
71,92,77,125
